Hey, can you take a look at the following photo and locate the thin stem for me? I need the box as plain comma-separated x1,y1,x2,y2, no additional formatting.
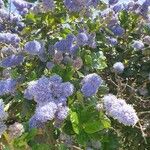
138,122,147,144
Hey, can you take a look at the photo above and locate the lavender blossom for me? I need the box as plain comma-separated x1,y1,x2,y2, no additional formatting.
46,61,55,70
143,36,150,45
0,9,21,24
29,115,45,129
107,37,118,46
34,102,57,122
12,0,33,15
0,79,17,96
24,75,74,104
81,73,103,97
24,40,44,55
0,122,7,138
109,0,119,5
0,0,4,8
56,105,69,120
113,4,124,13
0,99,8,120
132,40,144,50
0,33,20,46
77,32,89,46
110,25,125,36
103,94,139,126
73,57,83,70
8,122,24,139
0,54,24,68
54,35,75,52
42,0,55,11
0,99,8,137
113,62,124,74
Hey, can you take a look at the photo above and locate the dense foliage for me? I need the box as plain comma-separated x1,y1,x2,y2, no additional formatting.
0,0,150,149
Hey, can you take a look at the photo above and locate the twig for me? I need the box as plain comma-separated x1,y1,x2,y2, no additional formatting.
138,111,150,115
138,122,147,144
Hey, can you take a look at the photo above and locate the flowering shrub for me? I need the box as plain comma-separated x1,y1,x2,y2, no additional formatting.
0,0,150,149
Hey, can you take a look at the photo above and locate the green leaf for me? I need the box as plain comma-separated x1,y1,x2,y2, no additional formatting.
101,118,111,129
83,120,104,134
84,55,92,65
70,111,80,134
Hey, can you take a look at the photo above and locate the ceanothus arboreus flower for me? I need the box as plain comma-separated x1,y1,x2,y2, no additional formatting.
132,40,144,50
24,75,74,128
0,99,8,137
81,73,103,97
103,94,139,126
113,62,125,74
0,78,17,96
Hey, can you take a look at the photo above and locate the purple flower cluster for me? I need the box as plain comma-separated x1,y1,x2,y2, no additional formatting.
24,40,44,55
76,32,96,48
54,32,96,56
0,78,17,96
24,75,74,128
110,24,125,36
113,4,124,13
103,94,139,126
81,73,103,97
0,0,4,8
109,0,119,5
46,61,55,70
0,99,8,137
64,0,99,12
8,122,24,139
42,0,55,11
113,62,124,74
12,0,33,15
0,9,21,24
143,36,150,45
132,40,144,50
0,54,24,68
54,34,75,53
0,33,20,47
107,37,118,46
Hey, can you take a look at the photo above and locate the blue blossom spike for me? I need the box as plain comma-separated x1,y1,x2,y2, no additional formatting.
0,54,24,68
113,62,124,74
81,73,103,97
103,94,139,126
132,40,144,50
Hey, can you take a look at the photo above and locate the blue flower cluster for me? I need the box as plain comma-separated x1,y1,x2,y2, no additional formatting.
76,32,96,48
140,0,150,18
143,35,150,45
54,32,96,55
0,9,21,24
0,99,8,137
112,4,124,13
12,0,33,15
54,34,76,53
132,40,144,50
109,0,119,6
24,75,74,128
64,0,99,12
110,24,125,36
24,40,44,55
113,62,124,74
0,78,17,96
107,37,118,46
0,54,24,68
0,33,20,47
103,94,139,126
0,0,4,8
81,73,102,97
42,0,55,11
